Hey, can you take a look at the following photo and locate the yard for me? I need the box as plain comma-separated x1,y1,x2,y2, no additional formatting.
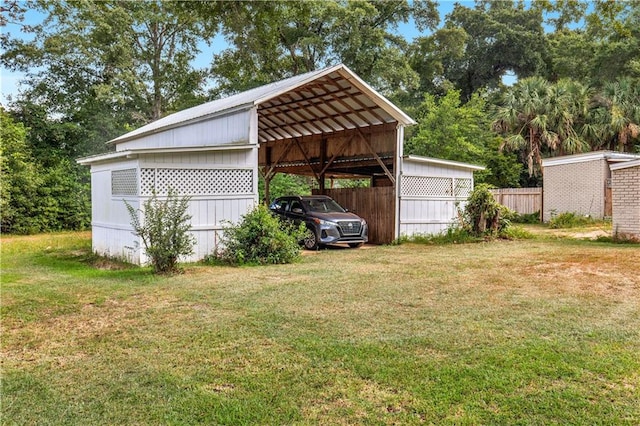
1,230,639,424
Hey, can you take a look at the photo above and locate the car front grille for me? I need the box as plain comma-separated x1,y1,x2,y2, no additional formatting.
338,220,362,236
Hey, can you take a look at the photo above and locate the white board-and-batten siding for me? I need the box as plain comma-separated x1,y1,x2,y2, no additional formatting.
114,109,253,151
89,149,258,265
398,157,478,237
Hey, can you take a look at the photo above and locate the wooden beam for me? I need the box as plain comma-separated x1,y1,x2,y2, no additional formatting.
265,138,296,180
320,134,355,176
357,128,395,185
294,137,321,183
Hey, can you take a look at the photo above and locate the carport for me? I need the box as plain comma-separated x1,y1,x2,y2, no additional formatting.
256,64,414,243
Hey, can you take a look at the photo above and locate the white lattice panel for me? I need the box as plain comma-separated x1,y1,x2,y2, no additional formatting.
454,178,473,197
401,175,453,197
111,169,138,196
140,168,253,196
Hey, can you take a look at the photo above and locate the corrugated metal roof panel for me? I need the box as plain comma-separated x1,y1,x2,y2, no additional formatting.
108,64,415,146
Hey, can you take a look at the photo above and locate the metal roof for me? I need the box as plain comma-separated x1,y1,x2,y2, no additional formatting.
108,64,415,146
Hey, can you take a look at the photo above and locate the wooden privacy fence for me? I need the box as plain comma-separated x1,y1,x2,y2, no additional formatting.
314,186,395,244
490,188,542,215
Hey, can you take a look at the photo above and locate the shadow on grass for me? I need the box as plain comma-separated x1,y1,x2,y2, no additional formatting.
32,247,153,280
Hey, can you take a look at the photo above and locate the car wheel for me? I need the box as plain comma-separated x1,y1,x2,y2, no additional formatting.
303,227,319,250
348,242,363,248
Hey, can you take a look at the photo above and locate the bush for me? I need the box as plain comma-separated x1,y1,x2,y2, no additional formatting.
212,203,306,265
549,212,596,229
462,184,509,236
125,189,195,274
511,211,540,224
395,185,534,245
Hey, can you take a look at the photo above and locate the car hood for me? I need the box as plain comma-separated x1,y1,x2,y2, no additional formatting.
309,211,364,222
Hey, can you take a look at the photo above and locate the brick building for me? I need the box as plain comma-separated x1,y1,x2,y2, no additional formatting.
541,152,640,222
610,159,640,240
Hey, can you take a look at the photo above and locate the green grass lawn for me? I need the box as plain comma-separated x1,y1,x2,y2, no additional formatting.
2,231,639,425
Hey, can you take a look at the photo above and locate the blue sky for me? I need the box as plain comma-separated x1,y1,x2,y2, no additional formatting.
0,1,481,104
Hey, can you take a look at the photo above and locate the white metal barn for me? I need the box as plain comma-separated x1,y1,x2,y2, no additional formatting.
79,64,482,264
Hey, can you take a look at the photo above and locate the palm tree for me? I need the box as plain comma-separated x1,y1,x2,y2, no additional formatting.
592,78,640,151
493,77,591,177
493,77,553,177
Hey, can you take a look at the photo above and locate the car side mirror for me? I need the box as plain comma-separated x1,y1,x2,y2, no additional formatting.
292,208,303,214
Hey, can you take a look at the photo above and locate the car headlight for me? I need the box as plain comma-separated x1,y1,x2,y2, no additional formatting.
313,218,338,226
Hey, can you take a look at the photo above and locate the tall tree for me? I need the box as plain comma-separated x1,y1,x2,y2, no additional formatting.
441,1,547,101
405,89,521,187
545,0,640,87
205,0,438,98
2,0,212,135
493,77,592,177
590,78,640,152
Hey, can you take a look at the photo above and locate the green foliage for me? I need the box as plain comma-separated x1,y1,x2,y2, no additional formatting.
0,109,90,234
213,204,306,266
1,108,40,233
405,90,522,188
125,190,195,274
207,0,434,98
259,174,311,204
548,212,598,229
510,211,541,224
499,225,535,240
442,2,547,101
395,226,481,245
462,184,505,237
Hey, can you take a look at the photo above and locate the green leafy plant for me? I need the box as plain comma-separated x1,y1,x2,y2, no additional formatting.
212,203,306,265
510,211,541,224
125,189,195,274
548,212,597,229
462,184,508,237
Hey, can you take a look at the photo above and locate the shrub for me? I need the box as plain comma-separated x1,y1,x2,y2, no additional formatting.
125,189,195,274
549,212,596,229
463,184,507,236
213,203,306,265
499,225,535,240
511,211,540,224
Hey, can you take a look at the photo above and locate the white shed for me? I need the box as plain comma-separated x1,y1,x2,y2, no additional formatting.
398,155,484,236
79,64,483,264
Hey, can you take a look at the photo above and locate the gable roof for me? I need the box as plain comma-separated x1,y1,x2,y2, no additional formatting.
108,64,415,145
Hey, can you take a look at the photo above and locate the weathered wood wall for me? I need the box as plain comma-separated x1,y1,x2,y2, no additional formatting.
490,188,542,215
316,186,395,244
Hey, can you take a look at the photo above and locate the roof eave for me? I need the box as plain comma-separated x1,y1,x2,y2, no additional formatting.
404,155,485,171
77,143,254,166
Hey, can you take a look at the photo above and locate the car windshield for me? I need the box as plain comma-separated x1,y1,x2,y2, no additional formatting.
303,198,346,213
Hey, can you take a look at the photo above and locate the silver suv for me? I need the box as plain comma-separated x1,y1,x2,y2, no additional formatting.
269,195,368,250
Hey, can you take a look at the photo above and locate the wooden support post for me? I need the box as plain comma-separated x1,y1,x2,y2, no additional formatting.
264,173,272,205
319,137,327,194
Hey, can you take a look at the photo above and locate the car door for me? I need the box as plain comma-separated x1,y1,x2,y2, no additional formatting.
270,198,289,220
